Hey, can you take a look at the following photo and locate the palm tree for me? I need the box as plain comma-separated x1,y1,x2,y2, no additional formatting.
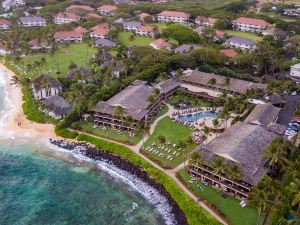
147,95,156,106
115,105,125,120
289,178,300,212
248,187,273,225
190,152,203,167
10,75,20,87
222,77,231,90
202,125,210,144
262,137,289,171
219,107,230,130
207,78,217,89
226,163,243,181
212,118,220,137
211,156,226,180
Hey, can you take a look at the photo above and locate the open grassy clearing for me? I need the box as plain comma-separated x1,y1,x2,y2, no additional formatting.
117,31,153,47
224,30,263,42
178,169,261,225
142,117,196,168
21,43,97,78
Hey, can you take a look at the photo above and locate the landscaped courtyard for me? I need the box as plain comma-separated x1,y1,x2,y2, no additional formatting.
178,169,260,225
117,32,154,47
21,43,97,78
142,117,196,168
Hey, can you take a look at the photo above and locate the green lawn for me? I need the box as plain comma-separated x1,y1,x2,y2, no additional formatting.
224,30,263,42
142,117,196,168
178,169,261,225
117,32,153,47
150,22,168,32
72,121,142,145
21,43,97,78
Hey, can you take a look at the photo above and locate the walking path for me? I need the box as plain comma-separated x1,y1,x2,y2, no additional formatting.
75,104,228,225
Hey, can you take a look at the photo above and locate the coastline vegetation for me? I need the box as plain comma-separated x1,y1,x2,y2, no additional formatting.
77,133,221,225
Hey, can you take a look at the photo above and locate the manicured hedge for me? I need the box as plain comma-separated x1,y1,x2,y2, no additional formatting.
77,134,221,225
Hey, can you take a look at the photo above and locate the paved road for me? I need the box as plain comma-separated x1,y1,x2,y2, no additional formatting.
277,95,299,126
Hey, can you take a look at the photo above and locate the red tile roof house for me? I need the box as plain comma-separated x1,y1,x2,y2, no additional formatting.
73,26,89,35
232,17,271,33
137,13,153,22
90,23,109,39
195,16,217,28
28,39,51,51
54,31,83,43
136,25,154,37
220,49,238,58
54,12,81,25
150,39,172,50
97,5,118,16
0,19,10,29
157,11,190,24
66,5,95,12
86,13,102,20
214,29,226,42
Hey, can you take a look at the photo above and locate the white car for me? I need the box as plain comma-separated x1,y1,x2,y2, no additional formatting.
292,91,297,96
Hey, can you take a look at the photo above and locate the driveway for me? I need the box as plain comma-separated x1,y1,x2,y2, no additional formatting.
277,95,300,126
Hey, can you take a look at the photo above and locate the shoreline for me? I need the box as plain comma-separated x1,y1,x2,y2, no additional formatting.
0,63,57,140
50,138,189,225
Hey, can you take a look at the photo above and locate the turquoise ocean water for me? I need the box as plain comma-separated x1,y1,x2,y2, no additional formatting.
0,74,166,225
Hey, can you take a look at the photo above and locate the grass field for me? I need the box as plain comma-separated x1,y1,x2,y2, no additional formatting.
224,30,263,42
178,170,261,225
21,43,97,78
142,117,196,168
73,122,143,145
117,32,153,47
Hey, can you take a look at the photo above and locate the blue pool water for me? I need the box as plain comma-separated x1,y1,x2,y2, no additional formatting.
177,111,218,123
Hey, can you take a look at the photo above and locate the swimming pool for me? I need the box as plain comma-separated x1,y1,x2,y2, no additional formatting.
177,111,218,123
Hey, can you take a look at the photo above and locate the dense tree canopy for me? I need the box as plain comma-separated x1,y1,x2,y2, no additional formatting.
162,24,201,44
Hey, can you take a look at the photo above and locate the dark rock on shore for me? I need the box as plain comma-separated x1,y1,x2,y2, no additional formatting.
49,138,188,225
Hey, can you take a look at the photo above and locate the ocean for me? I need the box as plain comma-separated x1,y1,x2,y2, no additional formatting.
0,70,168,225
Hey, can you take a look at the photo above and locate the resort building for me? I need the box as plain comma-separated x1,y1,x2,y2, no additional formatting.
54,31,83,43
43,95,72,118
97,5,118,16
180,70,266,98
174,44,201,53
232,17,271,33
225,36,256,51
150,39,172,50
66,5,95,12
136,25,154,37
32,75,62,100
157,11,190,24
92,79,179,131
122,21,141,31
54,12,81,24
0,18,10,29
28,39,51,51
19,16,46,27
90,23,109,39
190,103,285,198
195,16,217,28
290,63,300,78
137,13,153,22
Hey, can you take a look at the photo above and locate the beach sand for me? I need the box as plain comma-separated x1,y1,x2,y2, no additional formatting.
0,63,57,140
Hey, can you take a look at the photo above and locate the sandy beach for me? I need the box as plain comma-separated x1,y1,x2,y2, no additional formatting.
0,63,57,140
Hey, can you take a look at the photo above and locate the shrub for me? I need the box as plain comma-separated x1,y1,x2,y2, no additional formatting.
55,126,78,139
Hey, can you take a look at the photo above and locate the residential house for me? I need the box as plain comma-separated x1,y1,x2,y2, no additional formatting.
90,23,109,39
32,75,62,100
92,79,179,131
112,61,127,78
43,95,72,118
265,94,286,108
136,25,154,37
67,66,91,81
174,44,201,53
28,39,51,51
2,0,24,10
157,11,190,24
150,39,172,50
54,31,83,43
66,5,95,12
214,30,226,42
86,13,102,20
220,49,237,58
283,8,299,17
194,26,205,35
290,63,300,78
122,21,141,31
262,28,288,41
190,103,285,198
226,36,256,51
73,26,88,35
137,13,153,22
0,43,10,56
195,16,217,28
0,18,10,29
95,38,117,48
97,5,118,16
232,17,271,33
54,12,81,25
19,16,46,27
